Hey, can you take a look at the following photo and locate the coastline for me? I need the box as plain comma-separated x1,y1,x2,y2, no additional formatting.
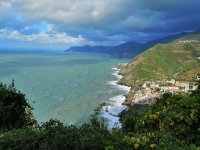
100,67,131,129
116,63,132,123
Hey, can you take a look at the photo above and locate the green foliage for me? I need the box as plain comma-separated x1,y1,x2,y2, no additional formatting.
0,127,43,149
122,91,200,148
121,43,200,85
0,80,35,130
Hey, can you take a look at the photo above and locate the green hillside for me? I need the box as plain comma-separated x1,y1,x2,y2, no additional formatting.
173,30,200,43
118,43,200,87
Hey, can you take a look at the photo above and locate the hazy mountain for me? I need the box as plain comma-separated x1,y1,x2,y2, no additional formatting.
65,30,199,58
66,45,113,54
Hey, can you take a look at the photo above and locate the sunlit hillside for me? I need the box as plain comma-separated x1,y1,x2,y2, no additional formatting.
118,43,200,86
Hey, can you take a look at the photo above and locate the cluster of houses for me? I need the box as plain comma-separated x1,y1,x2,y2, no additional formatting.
131,87,162,106
179,40,199,43
131,78,199,106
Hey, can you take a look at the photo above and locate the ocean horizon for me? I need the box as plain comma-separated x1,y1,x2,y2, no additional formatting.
0,50,130,128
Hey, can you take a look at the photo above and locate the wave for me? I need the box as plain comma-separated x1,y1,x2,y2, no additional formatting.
111,67,120,71
101,94,127,129
100,68,130,129
100,105,126,129
108,80,131,91
111,68,122,79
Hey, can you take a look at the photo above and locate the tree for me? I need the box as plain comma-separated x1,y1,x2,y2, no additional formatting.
0,80,35,130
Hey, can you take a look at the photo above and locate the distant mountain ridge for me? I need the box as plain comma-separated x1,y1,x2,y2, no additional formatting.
65,31,198,58
65,41,141,58
66,45,113,54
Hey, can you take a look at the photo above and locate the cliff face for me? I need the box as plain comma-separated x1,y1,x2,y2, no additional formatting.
117,63,128,69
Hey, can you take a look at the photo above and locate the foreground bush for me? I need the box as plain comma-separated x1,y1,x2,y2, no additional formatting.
123,91,200,149
0,80,35,130
1,81,200,149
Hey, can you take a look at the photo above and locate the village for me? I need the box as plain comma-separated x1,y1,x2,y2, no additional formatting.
179,39,199,43
130,76,200,106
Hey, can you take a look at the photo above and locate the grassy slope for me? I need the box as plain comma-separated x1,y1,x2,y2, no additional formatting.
119,43,200,86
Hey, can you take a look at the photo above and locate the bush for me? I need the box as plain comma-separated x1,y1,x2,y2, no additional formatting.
122,91,200,148
0,80,35,130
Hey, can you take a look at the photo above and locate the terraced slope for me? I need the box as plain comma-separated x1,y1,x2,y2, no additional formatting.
174,65,200,81
118,43,200,87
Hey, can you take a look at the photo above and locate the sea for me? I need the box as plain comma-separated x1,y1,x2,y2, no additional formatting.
0,50,131,129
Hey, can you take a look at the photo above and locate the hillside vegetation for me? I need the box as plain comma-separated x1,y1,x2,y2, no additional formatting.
174,65,200,81
118,43,200,87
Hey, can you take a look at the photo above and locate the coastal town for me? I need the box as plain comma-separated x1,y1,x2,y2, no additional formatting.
130,76,199,106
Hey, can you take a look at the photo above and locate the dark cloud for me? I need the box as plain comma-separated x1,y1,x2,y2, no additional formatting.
1,0,200,48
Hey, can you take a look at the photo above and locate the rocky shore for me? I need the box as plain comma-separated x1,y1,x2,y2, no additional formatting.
117,63,135,105
116,62,151,123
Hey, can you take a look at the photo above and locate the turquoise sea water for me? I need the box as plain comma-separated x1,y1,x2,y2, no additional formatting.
0,50,130,128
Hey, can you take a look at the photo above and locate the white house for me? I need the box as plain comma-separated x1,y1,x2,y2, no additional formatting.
160,86,169,92
166,79,176,84
195,75,200,80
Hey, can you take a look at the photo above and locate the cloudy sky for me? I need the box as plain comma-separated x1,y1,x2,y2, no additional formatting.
0,0,200,50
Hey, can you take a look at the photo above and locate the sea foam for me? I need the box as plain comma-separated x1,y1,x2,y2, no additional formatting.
100,67,130,129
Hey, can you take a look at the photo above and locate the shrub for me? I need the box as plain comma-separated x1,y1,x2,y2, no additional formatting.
0,80,35,130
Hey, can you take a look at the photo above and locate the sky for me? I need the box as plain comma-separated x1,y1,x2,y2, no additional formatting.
0,0,200,50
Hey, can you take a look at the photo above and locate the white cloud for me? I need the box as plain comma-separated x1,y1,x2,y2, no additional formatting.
0,1,12,20
0,1,12,8
11,0,136,26
0,28,84,44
